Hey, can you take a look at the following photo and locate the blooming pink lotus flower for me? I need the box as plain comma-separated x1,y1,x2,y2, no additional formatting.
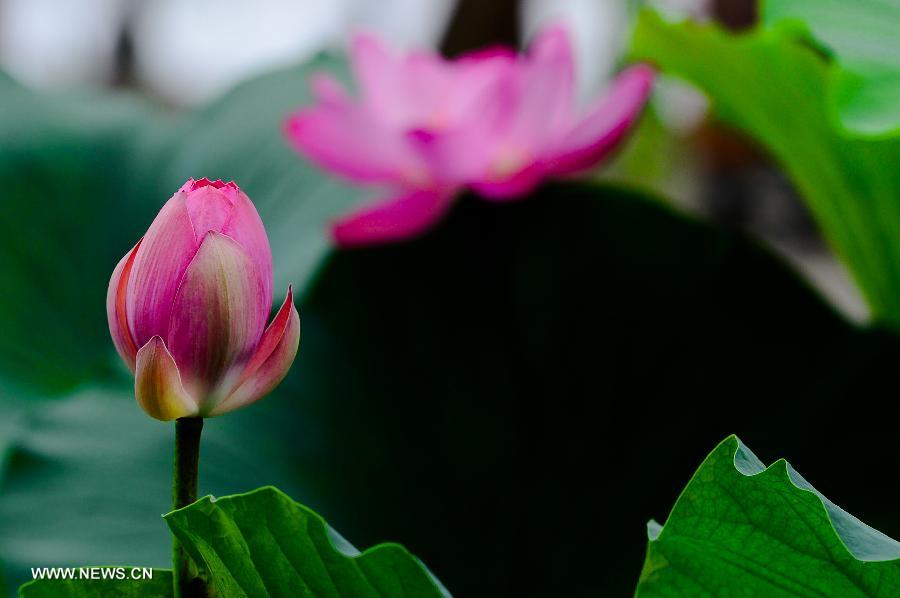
107,178,300,421
284,26,655,247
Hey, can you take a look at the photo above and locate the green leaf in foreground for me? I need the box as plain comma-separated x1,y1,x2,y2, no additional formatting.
19,569,172,597
164,486,447,598
636,436,900,597
762,0,900,136
630,10,900,331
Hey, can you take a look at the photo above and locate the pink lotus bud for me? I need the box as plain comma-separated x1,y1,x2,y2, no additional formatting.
107,178,300,421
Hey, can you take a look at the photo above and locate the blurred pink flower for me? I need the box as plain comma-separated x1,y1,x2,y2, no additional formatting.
107,178,300,421
285,26,655,247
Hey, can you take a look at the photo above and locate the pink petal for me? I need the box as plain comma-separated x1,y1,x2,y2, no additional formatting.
405,126,494,186
456,28,578,199
331,188,458,248
395,52,460,124
519,24,576,137
208,287,300,417
284,103,418,185
184,184,235,241
310,73,351,106
126,190,200,348
134,336,199,421
547,63,656,175
450,50,517,111
106,239,142,372
351,32,404,119
351,33,452,126
473,26,575,161
166,231,269,401
469,162,547,200
456,46,517,62
352,34,497,129
220,187,273,316
181,179,273,313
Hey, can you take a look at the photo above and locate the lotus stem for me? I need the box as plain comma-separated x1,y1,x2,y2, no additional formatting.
173,417,205,597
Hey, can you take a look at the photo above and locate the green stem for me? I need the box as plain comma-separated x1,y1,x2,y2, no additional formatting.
173,417,206,597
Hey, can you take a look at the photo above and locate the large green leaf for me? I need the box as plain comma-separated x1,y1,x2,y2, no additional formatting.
762,0,900,136
0,81,165,391
636,436,900,596
19,569,172,597
164,486,446,597
630,10,900,330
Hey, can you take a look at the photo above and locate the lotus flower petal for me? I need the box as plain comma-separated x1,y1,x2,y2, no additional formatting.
106,239,141,371
351,33,404,120
166,231,268,398
209,287,300,416
183,180,235,239
126,191,199,347
135,336,199,421
284,100,418,185
469,161,548,200
548,63,656,174
505,25,577,145
405,124,496,187
310,72,351,106
182,177,273,313
331,188,457,247
527,24,575,104
220,187,273,310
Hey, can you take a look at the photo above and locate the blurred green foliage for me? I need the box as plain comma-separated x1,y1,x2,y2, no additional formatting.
632,10,900,332
0,76,162,391
763,0,900,137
